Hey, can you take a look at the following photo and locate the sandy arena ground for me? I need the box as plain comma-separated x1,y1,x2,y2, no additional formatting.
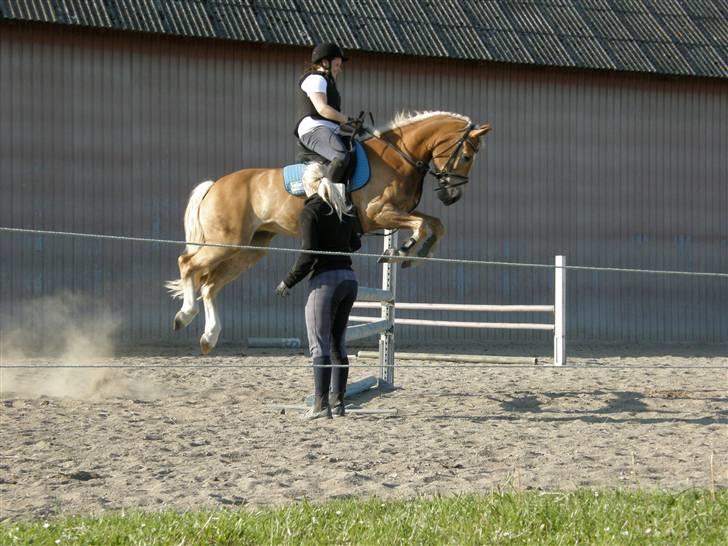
1,344,726,522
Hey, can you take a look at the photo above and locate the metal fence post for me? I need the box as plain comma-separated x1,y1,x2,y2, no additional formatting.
378,230,397,384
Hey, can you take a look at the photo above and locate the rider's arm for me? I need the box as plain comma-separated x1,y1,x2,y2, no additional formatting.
309,92,348,124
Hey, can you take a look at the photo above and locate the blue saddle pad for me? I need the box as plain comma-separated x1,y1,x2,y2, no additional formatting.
283,140,370,196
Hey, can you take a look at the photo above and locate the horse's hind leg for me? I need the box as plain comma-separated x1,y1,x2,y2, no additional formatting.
198,233,275,354
173,245,239,331
173,254,202,330
199,259,238,354
199,281,222,354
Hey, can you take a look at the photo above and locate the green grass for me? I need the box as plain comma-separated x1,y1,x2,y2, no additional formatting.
3,490,726,545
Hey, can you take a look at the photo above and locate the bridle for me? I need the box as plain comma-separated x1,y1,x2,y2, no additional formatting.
429,122,478,187
360,121,478,205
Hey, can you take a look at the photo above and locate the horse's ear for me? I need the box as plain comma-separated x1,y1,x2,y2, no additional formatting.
469,123,492,139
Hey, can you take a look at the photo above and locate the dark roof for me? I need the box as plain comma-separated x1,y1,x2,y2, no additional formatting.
2,0,726,78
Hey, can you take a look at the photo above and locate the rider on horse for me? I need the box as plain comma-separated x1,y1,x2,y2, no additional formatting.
295,43,359,209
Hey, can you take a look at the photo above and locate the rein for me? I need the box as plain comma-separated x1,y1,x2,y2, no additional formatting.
359,126,429,176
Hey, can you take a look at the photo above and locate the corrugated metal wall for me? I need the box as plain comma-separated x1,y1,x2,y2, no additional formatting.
1,23,726,346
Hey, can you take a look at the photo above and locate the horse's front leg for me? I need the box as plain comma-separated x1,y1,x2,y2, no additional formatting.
369,209,443,268
378,236,418,263
410,212,445,266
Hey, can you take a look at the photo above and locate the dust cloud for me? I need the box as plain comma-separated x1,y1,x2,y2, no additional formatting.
0,293,161,400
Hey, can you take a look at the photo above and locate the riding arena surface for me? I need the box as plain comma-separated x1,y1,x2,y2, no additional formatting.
1,343,726,522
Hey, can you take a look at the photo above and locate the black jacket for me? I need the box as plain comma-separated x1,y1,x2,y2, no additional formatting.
283,195,362,288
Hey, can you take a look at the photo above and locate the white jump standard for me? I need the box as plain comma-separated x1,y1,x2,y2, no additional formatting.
341,229,398,391
349,236,567,371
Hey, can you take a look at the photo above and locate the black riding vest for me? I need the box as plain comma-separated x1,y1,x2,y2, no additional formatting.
295,70,341,136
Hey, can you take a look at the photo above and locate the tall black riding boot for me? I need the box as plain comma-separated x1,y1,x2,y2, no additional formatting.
302,356,332,420
302,394,331,420
326,156,353,209
330,359,349,417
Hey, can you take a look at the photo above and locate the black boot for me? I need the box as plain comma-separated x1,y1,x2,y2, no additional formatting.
302,394,332,420
331,359,349,417
302,357,332,420
345,192,355,210
331,392,346,417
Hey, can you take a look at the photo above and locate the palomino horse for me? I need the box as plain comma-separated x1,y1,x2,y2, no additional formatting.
167,111,491,353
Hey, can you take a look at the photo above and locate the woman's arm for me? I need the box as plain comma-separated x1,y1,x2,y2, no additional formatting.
349,214,362,252
309,92,349,124
282,207,319,288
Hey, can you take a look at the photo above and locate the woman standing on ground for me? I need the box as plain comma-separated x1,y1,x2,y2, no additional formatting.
275,174,362,419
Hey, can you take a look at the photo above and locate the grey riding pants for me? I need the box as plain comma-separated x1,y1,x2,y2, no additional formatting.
298,126,349,164
305,269,358,360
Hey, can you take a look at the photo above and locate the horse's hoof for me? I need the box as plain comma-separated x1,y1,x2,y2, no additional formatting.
401,260,413,269
377,249,395,264
200,332,218,355
173,309,198,331
378,249,406,264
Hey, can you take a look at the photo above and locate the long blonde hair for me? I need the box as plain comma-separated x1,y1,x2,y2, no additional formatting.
302,164,352,220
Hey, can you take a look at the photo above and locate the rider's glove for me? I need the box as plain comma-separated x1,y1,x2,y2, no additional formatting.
338,118,360,137
274,281,290,297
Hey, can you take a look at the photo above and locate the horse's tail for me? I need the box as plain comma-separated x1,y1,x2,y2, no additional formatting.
165,180,214,299
182,180,215,255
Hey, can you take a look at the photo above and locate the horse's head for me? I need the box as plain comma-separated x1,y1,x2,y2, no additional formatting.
370,112,492,206
430,122,491,205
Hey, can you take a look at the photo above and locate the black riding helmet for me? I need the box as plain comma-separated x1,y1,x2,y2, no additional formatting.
312,43,349,64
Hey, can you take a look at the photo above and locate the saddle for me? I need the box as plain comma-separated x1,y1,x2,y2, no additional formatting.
283,139,371,196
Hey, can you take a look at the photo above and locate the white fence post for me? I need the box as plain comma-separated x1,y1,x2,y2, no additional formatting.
554,255,566,366
378,229,397,385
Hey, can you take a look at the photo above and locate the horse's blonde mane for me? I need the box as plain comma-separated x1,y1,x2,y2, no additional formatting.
372,111,471,136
